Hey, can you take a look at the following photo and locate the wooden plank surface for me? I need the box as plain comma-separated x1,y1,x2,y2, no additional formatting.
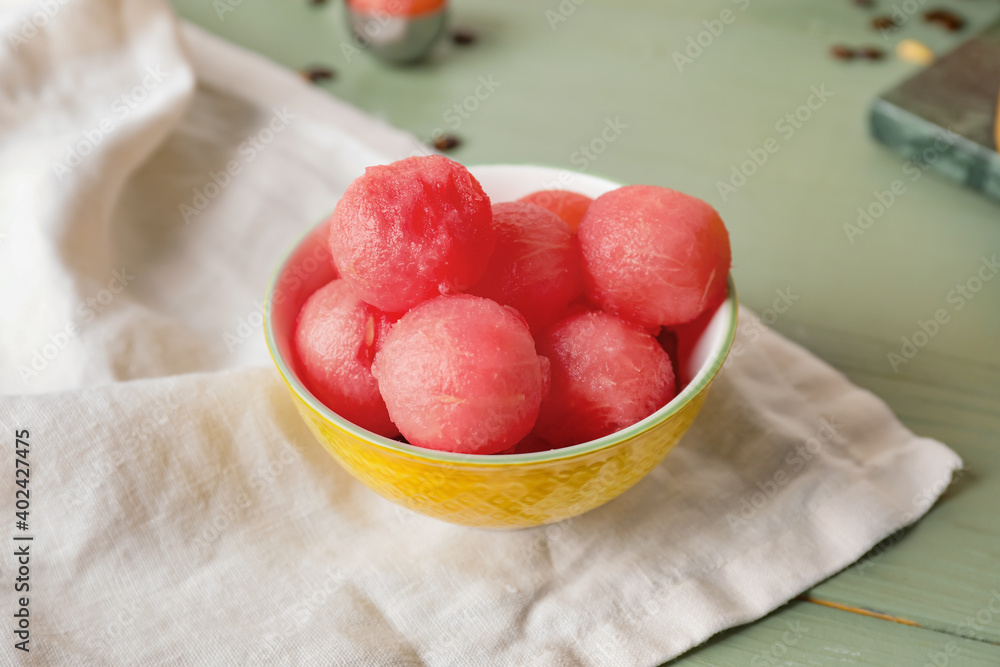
169,0,1000,663
670,601,1000,665
789,324,1000,644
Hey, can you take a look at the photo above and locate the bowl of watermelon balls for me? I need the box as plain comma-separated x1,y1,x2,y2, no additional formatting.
265,155,737,529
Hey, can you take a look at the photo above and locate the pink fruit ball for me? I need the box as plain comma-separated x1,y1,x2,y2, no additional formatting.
533,311,676,448
328,155,494,313
517,189,593,232
578,185,731,327
294,279,398,438
373,294,547,455
470,202,583,332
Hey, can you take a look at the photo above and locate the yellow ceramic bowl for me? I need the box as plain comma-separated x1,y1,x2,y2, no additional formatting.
265,165,738,529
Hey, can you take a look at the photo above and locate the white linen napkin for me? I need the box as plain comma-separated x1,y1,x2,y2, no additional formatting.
0,1,961,665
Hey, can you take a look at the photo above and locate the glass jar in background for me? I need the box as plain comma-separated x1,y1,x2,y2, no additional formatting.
345,0,449,64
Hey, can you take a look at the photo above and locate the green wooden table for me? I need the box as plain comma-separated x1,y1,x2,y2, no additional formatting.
171,0,1000,663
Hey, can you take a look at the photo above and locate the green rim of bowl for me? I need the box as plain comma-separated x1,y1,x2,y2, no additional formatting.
264,185,739,467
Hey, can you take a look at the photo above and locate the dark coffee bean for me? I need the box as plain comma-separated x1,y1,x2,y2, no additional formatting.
451,28,477,46
924,9,965,32
852,0,875,8
858,46,885,60
300,65,336,83
431,134,462,151
943,16,965,31
871,15,897,31
831,45,856,60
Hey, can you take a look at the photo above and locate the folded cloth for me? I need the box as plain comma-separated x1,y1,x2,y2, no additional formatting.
0,1,961,665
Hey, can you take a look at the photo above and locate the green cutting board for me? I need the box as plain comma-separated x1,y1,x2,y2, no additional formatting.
871,22,1000,201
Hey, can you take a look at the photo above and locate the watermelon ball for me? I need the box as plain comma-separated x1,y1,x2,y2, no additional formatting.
533,311,676,448
518,189,594,232
469,202,583,332
328,155,494,314
294,279,399,438
578,185,731,327
373,294,547,455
